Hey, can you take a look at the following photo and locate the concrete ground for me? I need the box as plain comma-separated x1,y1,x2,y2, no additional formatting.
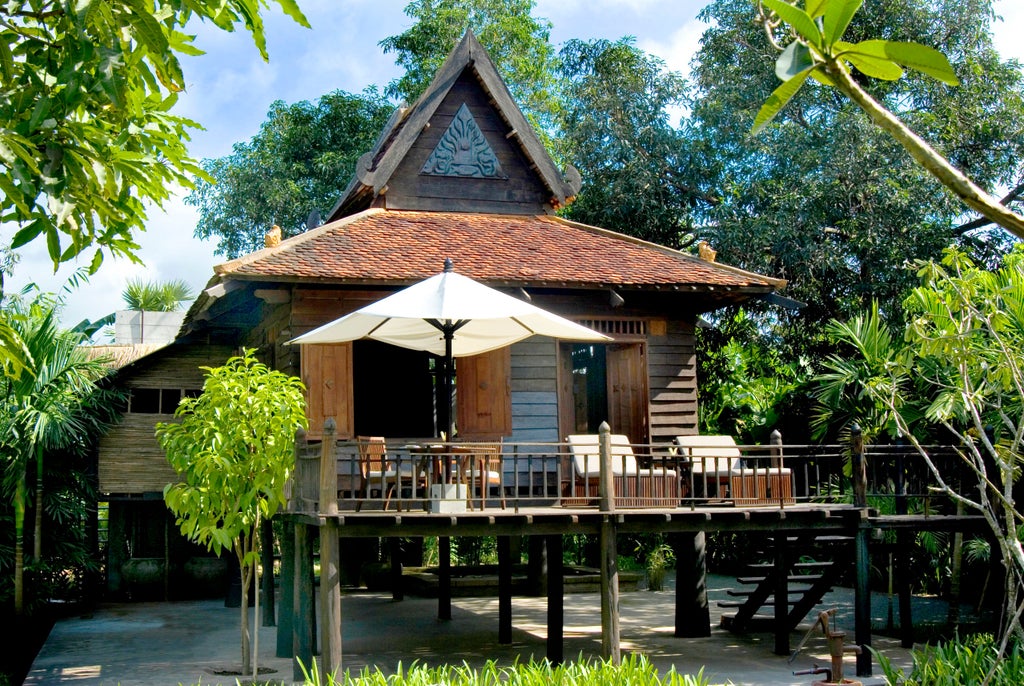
25,574,953,686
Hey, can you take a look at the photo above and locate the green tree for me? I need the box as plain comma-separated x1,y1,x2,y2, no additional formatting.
557,38,698,247
157,350,307,676
1,292,114,615
827,247,1024,648
0,0,309,275
688,0,1024,362
752,0,1024,239
380,0,560,137
188,89,393,258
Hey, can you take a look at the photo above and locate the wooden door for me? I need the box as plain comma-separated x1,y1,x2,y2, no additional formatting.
456,347,511,439
606,343,649,444
301,343,354,439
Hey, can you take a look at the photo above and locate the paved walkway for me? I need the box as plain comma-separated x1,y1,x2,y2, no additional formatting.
26,574,959,686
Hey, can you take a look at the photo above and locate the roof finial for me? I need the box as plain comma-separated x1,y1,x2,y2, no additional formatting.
444,257,454,272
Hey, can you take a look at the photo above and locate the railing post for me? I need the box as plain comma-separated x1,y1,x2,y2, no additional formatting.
319,419,338,516
317,419,342,677
597,422,620,664
771,429,784,508
850,424,867,508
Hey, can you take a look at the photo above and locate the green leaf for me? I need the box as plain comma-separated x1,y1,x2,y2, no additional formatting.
852,39,960,85
10,219,44,249
763,0,822,47
822,0,862,46
89,249,104,274
273,0,311,29
776,41,815,81
752,66,815,133
0,38,14,82
845,52,904,80
805,0,829,18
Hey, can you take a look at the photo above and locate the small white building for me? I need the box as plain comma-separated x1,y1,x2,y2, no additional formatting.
114,310,186,345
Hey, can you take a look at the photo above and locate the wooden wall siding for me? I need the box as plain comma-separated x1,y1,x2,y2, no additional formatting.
97,343,236,494
98,414,178,494
383,70,552,214
509,338,559,443
647,319,699,442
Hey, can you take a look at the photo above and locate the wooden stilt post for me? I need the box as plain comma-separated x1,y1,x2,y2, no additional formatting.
439,536,452,620
673,531,710,637
318,419,342,677
597,423,620,664
390,538,404,601
546,534,564,664
276,520,295,658
855,518,873,677
261,518,276,626
498,535,512,644
774,533,789,655
894,442,914,648
293,524,314,682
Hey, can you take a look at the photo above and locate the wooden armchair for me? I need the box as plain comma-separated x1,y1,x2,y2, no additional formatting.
460,442,506,510
355,436,424,511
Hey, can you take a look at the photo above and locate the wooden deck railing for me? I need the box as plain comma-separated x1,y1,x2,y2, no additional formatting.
287,427,963,516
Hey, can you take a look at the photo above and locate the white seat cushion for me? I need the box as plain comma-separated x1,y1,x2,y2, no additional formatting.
675,435,744,475
567,434,676,478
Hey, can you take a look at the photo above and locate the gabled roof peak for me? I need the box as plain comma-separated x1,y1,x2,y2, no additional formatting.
327,30,580,220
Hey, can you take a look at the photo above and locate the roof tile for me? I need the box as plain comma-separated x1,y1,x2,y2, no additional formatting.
217,210,781,291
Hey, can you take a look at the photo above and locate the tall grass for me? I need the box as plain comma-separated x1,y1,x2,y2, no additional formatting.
875,634,1024,685
294,654,716,686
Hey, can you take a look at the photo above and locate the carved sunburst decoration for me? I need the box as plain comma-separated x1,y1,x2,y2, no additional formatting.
421,103,506,179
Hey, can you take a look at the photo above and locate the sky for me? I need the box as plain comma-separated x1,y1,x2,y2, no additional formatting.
4,0,1023,331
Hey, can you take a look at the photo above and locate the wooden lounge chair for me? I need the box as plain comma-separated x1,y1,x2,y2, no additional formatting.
675,435,793,505
564,434,679,507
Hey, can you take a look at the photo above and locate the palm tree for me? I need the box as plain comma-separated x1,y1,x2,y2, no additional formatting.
121,278,193,312
1,294,113,614
121,279,194,344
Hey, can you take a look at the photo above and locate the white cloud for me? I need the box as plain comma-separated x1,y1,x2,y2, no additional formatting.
993,0,1024,64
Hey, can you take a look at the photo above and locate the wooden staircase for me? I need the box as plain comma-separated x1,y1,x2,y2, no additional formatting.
719,534,851,635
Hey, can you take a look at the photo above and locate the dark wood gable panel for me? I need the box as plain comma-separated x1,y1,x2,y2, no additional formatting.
382,69,552,215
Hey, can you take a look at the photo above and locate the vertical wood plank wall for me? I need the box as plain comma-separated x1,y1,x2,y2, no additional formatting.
647,319,699,442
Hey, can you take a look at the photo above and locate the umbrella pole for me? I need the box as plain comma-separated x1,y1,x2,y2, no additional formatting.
445,329,456,443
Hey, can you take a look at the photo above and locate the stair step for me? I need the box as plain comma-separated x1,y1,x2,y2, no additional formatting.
737,574,824,584
748,561,834,570
717,599,802,608
727,586,814,598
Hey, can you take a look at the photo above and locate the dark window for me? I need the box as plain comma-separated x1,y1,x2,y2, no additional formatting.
160,389,182,413
183,389,202,399
571,344,608,434
129,388,160,414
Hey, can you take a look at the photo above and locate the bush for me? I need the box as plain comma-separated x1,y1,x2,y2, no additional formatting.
875,633,1024,685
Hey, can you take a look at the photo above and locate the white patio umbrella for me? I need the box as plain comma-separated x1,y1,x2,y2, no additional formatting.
288,258,611,439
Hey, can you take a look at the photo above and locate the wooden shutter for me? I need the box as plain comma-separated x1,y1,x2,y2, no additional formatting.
606,343,650,444
301,343,354,439
456,347,511,438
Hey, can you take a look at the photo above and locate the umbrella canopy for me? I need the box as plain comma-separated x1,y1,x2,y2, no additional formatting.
288,259,611,438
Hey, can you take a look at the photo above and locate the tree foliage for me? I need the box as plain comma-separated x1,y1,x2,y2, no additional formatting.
0,291,116,614
121,278,194,312
753,0,1024,238
380,0,560,136
557,38,696,247
188,89,393,258
817,247,1024,648
0,0,310,275
157,350,307,673
689,0,1024,361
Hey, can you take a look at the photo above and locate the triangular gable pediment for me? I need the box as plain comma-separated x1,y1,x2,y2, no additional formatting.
328,30,580,220
421,103,506,179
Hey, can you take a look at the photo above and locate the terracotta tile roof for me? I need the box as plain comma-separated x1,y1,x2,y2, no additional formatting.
215,209,783,291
